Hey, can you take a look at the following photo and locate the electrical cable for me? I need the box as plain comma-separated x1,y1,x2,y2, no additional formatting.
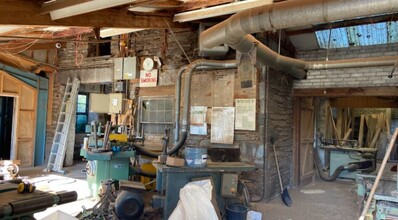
164,19,191,63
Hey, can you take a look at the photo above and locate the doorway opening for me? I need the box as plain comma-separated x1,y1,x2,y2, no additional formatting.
0,96,15,160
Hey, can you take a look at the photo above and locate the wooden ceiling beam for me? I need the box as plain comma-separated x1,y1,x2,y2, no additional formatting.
178,0,233,12
173,0,273,23
293,87,398,97
0,0,188,29
39,0,93,15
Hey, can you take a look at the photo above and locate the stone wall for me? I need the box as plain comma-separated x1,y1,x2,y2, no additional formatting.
47,28,295,202
294,43,398,88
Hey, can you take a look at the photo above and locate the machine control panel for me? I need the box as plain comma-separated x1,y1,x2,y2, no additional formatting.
221,173,238,198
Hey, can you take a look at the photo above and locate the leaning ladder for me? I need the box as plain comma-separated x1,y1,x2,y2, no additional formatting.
44,78,80,173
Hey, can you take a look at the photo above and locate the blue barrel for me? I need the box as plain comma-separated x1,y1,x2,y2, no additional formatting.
184,146,207,167
226,204,249,220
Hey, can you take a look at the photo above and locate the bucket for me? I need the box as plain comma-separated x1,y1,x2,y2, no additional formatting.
184,146,207,167
226,204,249,220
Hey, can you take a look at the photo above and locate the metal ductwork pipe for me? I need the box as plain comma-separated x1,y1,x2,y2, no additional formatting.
201,0,398,79
135,59,237,158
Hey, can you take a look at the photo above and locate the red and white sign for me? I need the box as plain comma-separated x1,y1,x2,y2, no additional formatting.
139,69,158,87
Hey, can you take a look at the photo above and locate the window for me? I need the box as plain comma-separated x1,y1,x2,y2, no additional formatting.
138,97,174,137
76,94,88,133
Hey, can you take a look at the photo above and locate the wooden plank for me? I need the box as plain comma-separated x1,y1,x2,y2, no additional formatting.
369,114,384,148
0,1,188,29
294,87,398,97
47,73,54,125
386,108,391,138
358,115,365,148
325,104,331,139
178,0,233,12
174,0,273,22
293,97,301,186
342,128,352,141
39,0,93,14
138,85,174,97
336,108,343,139
329,106,340,141
330,97,398,108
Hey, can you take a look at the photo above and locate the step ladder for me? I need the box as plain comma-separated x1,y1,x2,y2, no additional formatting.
44,78,80,174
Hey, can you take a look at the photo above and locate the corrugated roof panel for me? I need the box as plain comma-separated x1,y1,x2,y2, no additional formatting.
388,21,398,43
315,21,398,49
315,27,349,48
347,23,387,46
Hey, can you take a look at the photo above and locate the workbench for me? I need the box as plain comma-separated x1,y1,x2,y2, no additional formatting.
153,162,255,219
0,182,77,219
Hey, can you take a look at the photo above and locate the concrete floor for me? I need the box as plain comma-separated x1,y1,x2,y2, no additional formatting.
17,162,359,220
252,180,358,220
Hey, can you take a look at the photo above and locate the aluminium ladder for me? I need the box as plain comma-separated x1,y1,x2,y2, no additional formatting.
44,77,80,173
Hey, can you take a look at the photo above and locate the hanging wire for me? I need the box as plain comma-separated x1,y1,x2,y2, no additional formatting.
388,58,398,78
164,19,191,63
326,26,332,61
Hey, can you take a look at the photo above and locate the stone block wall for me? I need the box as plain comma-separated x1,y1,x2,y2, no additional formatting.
294,43,398,88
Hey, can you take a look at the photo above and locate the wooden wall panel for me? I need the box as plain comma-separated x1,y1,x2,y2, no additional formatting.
18,111,34,138
20,86,35,110
3,76,20,93
17,140,34,167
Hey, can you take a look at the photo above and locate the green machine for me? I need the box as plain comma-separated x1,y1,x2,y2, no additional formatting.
81,148,135,197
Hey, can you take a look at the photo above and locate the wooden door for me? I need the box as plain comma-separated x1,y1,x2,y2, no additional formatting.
0,71,37,167
295,97,315,186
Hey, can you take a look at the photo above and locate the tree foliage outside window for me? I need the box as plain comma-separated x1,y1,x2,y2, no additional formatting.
76,94,88,133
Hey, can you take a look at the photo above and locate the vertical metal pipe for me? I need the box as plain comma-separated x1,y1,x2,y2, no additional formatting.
174,67,187,144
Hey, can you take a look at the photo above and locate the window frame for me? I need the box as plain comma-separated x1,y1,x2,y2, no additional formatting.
76,93,89,133
136,96,175,138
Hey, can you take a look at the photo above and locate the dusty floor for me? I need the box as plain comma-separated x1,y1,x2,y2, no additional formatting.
17,161,358,220
253,180,358,220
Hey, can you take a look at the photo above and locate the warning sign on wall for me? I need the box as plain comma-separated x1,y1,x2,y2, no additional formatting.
139,69,158,87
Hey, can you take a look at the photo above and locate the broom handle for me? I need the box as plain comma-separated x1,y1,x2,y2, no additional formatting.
359,128,398,220
273,143,284,192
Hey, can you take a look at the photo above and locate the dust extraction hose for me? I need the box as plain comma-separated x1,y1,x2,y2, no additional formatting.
313,147,357,182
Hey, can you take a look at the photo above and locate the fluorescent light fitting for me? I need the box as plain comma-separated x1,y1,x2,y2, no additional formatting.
50,0,138,20
100,28,144,38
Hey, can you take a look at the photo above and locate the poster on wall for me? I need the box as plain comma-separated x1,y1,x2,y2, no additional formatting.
235,99,256,131
190,106,207,135
210,107,235,144
139,69,158,87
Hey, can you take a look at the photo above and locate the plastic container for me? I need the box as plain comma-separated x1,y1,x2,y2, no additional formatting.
226,204,249,220
184,146,208,168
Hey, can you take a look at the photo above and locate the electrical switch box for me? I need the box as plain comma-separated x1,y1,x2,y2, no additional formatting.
114,57,123,80
114,81,125,92
123,56,138,79
221,173,238,198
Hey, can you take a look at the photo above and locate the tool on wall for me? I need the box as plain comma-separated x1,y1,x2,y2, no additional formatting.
44,77,80,174
271,136,292,207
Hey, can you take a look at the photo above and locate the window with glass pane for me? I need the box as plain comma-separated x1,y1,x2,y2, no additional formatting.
140,98,174,135
76,94,88,133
